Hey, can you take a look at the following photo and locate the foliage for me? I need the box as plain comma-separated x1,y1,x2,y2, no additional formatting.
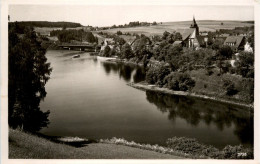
132,36,152,61
116,31,123,35
9,23,52,132
165,72,195,91
121,43,134,59
234,51,254,78
50,29,97,43
223,145,253,159
248,30,254,51
146,64,171,86
103,45,111,57
9,21,82,28
216,45,233,74
153,43,183,71
222,79,238,96
166,137,253,159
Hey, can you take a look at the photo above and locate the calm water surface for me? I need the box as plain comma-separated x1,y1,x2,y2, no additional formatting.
40,50,253,149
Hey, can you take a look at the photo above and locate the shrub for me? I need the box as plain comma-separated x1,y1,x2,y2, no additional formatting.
166,137,206,154
146,64,170,86
103,45,111,57
165,72,195,91
223,79,238,96
223,145,253,159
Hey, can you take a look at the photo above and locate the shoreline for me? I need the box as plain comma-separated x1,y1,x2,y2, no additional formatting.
97,56,253,110
128,81,253,110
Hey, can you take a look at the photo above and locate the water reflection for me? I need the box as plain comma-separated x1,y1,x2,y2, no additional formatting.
146,91,253,147
101,62,146,83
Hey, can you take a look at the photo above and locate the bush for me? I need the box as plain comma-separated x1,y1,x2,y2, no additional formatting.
146,64,170,86
166,137,206,154
116,31,123,35
165,72,195,91
223,145,253,159
166,137,253,159
223,79,238,96
103,45,111,57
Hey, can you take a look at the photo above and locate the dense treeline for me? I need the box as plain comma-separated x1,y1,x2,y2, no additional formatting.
216,26,254,36
50,29,98,43
9,21,82,28
8,22,52,132
104,28,254,103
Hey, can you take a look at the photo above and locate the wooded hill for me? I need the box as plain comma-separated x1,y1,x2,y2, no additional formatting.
9,21,82,28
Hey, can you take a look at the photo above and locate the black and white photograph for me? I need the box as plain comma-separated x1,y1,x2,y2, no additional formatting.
1,0,259,163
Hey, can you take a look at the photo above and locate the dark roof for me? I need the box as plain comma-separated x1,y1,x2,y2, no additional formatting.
224,36,245,48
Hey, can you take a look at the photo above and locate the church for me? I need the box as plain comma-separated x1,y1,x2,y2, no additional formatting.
177,16,207,48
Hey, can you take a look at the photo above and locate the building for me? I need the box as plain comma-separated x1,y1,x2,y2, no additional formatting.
100,38,115,51
223,36,245,51
178,16,207,48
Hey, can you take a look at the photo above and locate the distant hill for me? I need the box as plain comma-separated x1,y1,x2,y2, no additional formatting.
9,21,83,28
100,20,254,36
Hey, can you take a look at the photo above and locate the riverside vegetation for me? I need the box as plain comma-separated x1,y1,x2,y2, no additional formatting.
99,26,254,105
8,21,254,159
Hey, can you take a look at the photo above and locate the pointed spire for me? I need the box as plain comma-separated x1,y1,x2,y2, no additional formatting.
193,15,196,24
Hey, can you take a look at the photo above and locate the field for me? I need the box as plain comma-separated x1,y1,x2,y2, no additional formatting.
99,20,254,36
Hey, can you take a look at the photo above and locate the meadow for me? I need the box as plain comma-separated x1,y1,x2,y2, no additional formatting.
99,20,253,36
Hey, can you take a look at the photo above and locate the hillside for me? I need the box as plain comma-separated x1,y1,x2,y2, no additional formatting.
99,20,254,36
9,129,182,159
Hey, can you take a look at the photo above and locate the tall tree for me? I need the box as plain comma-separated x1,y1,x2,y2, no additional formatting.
9,24,52,132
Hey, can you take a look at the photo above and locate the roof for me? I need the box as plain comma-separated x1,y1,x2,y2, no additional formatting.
173,41,183,45
224,36,245,48
177,29,195,41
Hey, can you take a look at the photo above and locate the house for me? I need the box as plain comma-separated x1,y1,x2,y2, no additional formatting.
223,36,245,51
100,38,115,51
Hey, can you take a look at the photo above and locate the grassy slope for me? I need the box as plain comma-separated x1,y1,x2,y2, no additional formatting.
9,129,183,159
189,69,253,105
34,20,253,37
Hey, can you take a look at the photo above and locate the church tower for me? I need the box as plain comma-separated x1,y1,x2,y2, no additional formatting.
190,16,199,35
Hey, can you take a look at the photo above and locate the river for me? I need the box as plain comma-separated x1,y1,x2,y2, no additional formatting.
40,50,253,149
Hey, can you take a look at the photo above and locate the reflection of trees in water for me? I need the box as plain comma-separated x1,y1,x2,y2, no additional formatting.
145,91,253,146
101,62,145,83
133,67,146,83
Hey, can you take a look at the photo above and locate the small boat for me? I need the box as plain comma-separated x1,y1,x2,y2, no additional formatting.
72,54,80,58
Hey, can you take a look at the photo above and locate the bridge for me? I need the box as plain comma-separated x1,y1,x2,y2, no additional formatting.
58,44,101,52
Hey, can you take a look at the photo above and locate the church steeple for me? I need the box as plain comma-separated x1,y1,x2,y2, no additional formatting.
190,16,199,34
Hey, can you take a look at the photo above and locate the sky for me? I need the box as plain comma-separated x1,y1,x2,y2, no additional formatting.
9,5,254,27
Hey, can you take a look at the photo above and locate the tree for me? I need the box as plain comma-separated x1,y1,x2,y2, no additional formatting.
121,43,134,59
223,79,238,96
116,31,123,35
216,45,233,74
248,30,254,51
162,31,170,40
234,51,254,78
132,36,152,61
146,64,171,87
9,24,52,132
165,72,195,91
103,45,111,57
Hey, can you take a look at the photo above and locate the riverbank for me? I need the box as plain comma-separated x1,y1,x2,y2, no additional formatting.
106,58,144,66
128,81,253,110
9,129,183,159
